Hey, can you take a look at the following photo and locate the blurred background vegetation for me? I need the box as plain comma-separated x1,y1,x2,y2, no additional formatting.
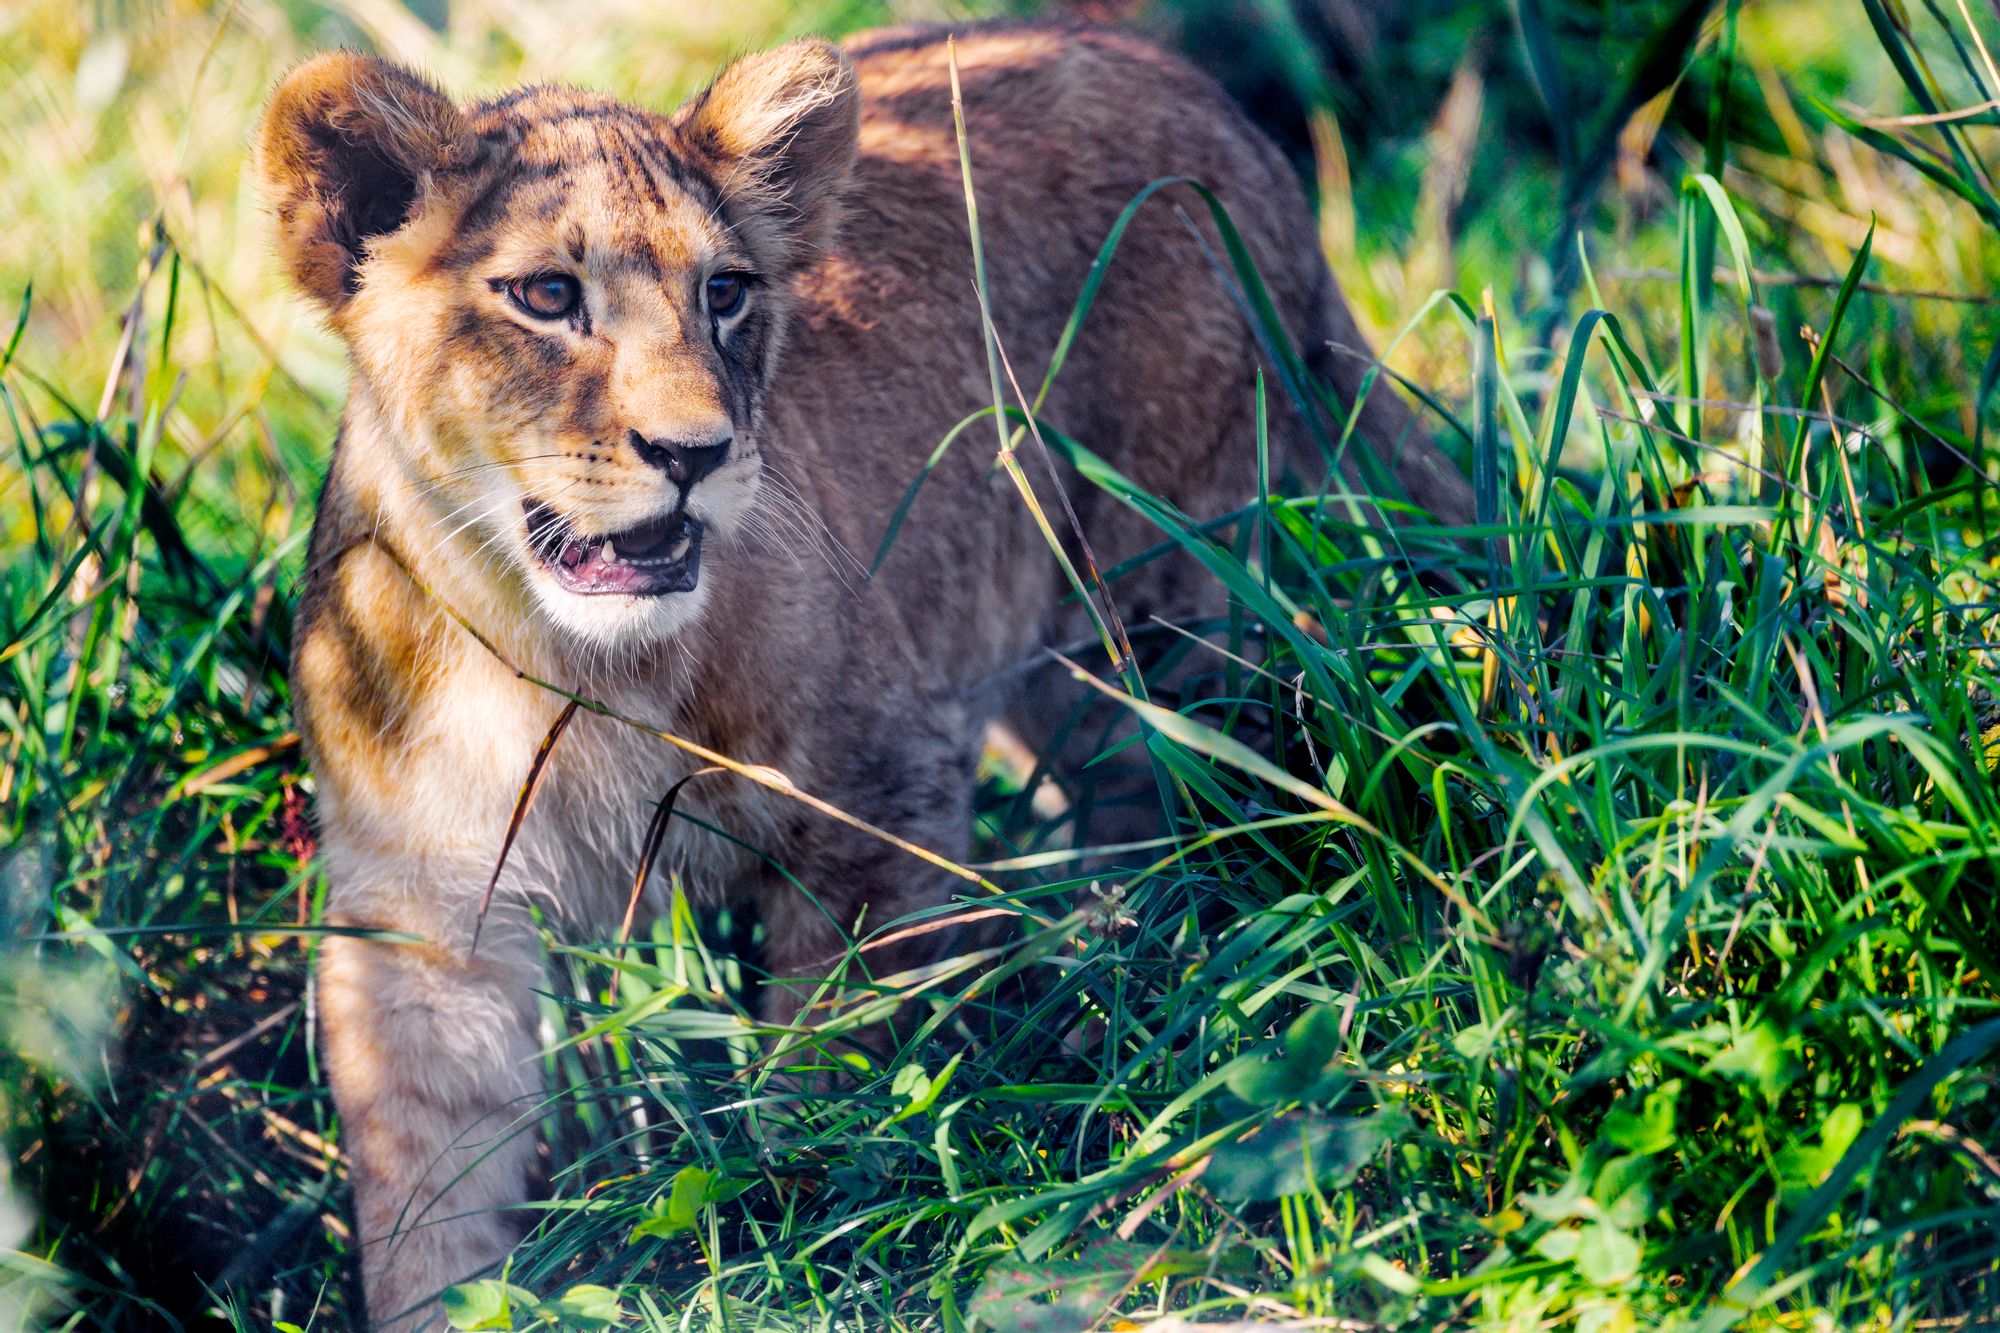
6,0,2000,1329
11,0,1998,449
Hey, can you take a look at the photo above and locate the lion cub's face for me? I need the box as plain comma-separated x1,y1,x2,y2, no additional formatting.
257,45,859,645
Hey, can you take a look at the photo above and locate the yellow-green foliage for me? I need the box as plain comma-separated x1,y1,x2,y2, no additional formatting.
6,2,2000,1330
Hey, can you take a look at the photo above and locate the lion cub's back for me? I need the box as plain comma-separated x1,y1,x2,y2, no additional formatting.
793,22,1327,591
833,19,1324,374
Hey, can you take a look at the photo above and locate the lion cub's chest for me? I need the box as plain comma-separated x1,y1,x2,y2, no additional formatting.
522,698,791,929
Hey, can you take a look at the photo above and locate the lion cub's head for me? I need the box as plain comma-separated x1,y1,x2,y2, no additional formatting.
256,43,859,644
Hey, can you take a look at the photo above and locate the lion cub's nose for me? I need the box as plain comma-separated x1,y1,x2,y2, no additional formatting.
628,428,732,488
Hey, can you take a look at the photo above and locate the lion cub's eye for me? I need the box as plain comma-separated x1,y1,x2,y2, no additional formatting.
508,273,582,321
705,272,749,319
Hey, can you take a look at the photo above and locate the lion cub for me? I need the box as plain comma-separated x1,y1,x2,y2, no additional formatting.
256,19,1466,1328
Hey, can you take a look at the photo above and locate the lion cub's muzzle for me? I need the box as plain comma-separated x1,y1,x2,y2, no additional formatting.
523,499,703,597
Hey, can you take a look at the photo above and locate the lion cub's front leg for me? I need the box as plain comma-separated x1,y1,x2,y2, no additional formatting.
320,902,545,1331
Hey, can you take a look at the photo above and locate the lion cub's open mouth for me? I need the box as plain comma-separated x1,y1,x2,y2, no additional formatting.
523,500,703,596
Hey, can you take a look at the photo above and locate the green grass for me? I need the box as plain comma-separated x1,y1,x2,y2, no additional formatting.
6,0,2000,1329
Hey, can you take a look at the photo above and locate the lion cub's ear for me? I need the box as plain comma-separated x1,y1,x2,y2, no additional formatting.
255,52,479,310
675,39,861,266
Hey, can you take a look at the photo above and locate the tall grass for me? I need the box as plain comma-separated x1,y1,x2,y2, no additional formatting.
5,1,2000,1330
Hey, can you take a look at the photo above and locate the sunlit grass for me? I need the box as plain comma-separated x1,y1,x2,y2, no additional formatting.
5,1,2000,1330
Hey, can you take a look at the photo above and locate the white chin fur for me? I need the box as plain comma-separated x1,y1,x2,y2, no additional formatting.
528,569,712,649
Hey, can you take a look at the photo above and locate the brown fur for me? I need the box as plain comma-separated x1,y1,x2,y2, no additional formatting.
257,21,1468,1329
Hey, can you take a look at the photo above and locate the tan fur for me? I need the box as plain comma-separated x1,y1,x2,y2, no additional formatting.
257,22,1469,1329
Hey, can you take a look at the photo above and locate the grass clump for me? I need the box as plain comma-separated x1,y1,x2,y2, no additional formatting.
5,1,2000,1330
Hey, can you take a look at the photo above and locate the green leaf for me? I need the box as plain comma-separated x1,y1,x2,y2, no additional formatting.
1592,1154,1655,1230
1204,1108,1409,1202
1575,1221,1642,1286
629,1165,750,1241
1774,1102,1865,1193
1602,1081,1680,1156
1450,1017,1505,1062
1703,1021,1799,1101
1578,1303,1639,1333
1535,1226,1583,1262
535,1284,625,1328
442,1279,536,1330
1224,1003,1348,1105
887,1051,964,1124
1521,1170,1592,1223
1822,1102,1864,1158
